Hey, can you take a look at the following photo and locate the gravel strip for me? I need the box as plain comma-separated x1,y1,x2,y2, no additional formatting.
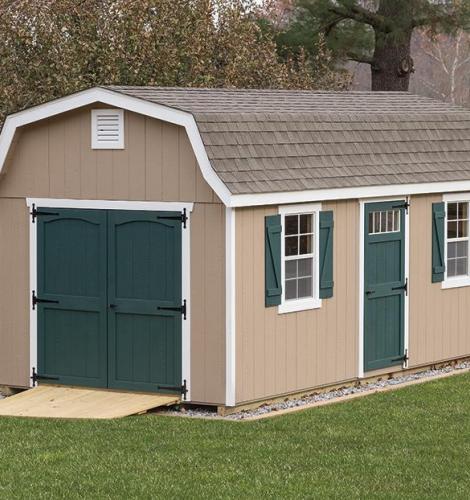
158,361,470,421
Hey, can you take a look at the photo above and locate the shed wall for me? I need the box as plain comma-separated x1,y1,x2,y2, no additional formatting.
235,201,359,404
0,106,225,404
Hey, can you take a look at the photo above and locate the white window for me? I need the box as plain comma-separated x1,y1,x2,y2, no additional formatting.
279,204,321,313
368,209,400,234
91,109,124,149
443,195,470,289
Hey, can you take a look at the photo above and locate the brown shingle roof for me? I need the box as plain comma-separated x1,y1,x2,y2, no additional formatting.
106,86,470,195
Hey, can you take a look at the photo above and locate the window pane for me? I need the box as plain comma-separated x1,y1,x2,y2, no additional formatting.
299,235,312,254
285,260,297,280
374,212,381,233
456,240,468,258
297,258,312,277
456,257,468,276
458,202,468,220
285,215,298,235
448,241,457,259
285,236,298,256
300,214,312,234
368,213,374,234
448,221,457,239
298,278,313,298
387,211,394,232
448,258,457,277
448,202,458,220
459,220,468,238
285,279,297,300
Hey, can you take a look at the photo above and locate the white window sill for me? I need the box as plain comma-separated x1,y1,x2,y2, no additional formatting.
442,277,470,289
278,297,321,314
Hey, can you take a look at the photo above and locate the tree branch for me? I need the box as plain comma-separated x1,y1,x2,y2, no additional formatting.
328,2,386,30
346,51,376,67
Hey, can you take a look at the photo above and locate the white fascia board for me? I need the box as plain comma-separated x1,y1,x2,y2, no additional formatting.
230,181,470,208
0,87,232,206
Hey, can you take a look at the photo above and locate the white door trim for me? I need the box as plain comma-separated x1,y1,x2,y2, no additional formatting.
26,197,194,401
358,196,410,378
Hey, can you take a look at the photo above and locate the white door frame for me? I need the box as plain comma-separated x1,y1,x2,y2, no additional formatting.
358,196,410,378
26,198,194,401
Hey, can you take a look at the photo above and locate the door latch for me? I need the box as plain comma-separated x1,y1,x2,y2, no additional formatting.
392,278,408,296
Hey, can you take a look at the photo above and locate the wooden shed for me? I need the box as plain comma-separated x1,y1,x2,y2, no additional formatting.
1,87,470,411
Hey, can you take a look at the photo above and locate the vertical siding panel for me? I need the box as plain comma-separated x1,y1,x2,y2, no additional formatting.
335,201,347,381
190,204,206,402
285,313,297,391
346,200,358,377
179,129,197,202
202,204,225,402
127,113,146,200
96,151,114,200
162,123,179,201
63,111,82,198
145,118,163,201
196,166,213,203
0,199,29,387
253,207,266,399
79,110,97,199
48,119,66,197
31,125,50,197
111,116,130,200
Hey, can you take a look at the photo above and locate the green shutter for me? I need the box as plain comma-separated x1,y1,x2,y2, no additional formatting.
432,202,445,283
319,210,334,299
265,215,282,307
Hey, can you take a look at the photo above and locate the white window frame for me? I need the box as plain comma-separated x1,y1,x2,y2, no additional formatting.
278,203,322,314
91,108,124,149
442,193,470,289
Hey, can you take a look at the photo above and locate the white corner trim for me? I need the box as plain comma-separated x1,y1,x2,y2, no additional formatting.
225,207,236,407
278,202,322,315
358,196,410,379
0,87,231,205
27,198,192,401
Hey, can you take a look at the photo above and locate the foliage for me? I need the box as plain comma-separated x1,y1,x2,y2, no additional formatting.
1,372,470,497
0,0,348,125
268,0,470,90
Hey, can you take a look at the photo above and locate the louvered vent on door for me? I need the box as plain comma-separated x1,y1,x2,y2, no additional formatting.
91,109,124,149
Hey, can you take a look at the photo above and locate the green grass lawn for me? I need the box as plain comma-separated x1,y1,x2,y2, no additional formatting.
1,373,470,499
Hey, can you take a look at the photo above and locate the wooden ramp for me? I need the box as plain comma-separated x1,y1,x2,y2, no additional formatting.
0,386,179,419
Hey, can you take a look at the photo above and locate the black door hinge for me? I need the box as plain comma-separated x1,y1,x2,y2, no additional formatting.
392,278,408,296
391,201,410,213
32,290,59,310
157,379,188,400
156,208,187,228
30,204,59,223
391,349,409,366
157,299,187,320
31,367,59,386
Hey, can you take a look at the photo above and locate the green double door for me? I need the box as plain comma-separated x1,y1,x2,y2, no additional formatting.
364,201,406,372
36,208,182,393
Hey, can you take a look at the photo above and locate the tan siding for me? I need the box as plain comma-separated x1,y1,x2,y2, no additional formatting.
0,199,30,387
0,106,225,404
235,201,359,404
408,194,470,367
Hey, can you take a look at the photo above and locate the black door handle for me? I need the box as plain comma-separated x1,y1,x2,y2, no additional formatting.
109,304,117,309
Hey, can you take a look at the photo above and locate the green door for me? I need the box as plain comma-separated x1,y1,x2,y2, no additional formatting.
107,211,182,393
37,209,108,387
37,209,182,393
364,201,406,372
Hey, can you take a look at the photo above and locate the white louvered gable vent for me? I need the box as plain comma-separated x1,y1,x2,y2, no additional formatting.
91,109,124,149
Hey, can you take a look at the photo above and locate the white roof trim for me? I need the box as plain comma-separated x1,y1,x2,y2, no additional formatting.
229,180,470,207
0,87,232,206
2,87,470,208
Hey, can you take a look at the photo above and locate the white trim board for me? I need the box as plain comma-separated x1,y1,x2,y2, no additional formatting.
225,207,236,406
26,198,193,401
2,87,470,209
358,196,410,379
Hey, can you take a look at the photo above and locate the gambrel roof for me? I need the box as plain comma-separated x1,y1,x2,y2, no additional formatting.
109,86,470,196
1,86,470,207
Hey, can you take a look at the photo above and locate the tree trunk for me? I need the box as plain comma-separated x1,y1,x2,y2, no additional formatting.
371,0,414,91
